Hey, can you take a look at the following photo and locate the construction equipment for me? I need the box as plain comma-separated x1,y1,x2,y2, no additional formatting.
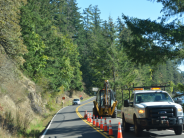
93,80,118,118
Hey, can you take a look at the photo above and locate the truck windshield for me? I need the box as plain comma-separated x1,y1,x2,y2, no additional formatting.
135,93,173,104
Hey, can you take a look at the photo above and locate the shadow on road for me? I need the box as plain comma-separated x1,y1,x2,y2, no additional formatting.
56,111,77,114
44,124,104,138
52,118,82,124
43,125,177,138
121,127,177,138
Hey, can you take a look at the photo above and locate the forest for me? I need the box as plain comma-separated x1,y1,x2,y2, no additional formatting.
1,0,184,110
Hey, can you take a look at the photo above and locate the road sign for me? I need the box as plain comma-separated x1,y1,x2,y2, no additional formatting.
80,97,83,100
62,97,65,100
92,87,99,92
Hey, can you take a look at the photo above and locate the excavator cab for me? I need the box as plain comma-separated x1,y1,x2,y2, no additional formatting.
93,80,117,118
98,89,115,108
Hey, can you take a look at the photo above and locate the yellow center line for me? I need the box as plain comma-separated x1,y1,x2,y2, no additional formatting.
76,100,114,138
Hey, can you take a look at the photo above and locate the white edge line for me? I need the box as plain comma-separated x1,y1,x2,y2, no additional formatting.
40,106,67,138
40,96,95,138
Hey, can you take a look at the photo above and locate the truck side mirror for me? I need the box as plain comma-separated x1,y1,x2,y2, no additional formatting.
174,98,182,105
124,100,129,107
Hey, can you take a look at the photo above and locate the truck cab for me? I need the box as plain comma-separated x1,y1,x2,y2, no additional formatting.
122,88,183,137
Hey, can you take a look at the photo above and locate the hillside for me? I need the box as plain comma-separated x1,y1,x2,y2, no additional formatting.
0,44,90,137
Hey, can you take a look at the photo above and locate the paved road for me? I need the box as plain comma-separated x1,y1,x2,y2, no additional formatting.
41,97,184,138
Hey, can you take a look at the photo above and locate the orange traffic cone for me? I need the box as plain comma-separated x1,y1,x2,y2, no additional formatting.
87,113,89,122
109,120,113,136
104,118,108,131
89,113,92,123
93,115,96,125
96,116,99,127
100,117,103,130
117,122,122,138
84,110,87,119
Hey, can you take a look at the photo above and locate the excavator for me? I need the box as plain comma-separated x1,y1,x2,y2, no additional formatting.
93,80,118,118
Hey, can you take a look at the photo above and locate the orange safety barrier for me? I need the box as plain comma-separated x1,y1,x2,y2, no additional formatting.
109,120,113,136
100,117,103,130
93,115,96,125
104,118,107,131
87,113,89,122
84,110,87,119
96,116,99,127
89,113,92,123
117,122,123,138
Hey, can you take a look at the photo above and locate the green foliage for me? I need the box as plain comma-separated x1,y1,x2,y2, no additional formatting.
44,34,81,90
121,0,184,65
148,0,184,19
174,83,184,96
19,0,83,91
45,102,55,111
0,0,27,64
22,31,48,80
176,83,184,91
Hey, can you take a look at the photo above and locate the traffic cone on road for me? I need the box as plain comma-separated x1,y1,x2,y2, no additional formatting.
96,116,99,127
117,122,123,138
100,117,103,130
84,110,87,119
87,113,89,122
109,120,113,136
93,115,96,125
104,118,108,131
89,113,92,123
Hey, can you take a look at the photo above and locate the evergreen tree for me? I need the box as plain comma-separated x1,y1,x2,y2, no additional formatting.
0,0,27,64
166,60,174,84
78,5,100,92
20,0,49,80
121,0,184,65
20,0,83,91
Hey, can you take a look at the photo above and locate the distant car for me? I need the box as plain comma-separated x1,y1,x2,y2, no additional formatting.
73,99,80,105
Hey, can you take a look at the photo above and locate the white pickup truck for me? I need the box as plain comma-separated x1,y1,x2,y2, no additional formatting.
122,89,183,137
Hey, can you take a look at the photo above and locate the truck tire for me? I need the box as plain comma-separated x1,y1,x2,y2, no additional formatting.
123,114,130,132
112,107,117,118
174,125,183,135
134,116,142,137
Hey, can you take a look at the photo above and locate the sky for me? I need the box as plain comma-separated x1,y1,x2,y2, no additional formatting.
76,0,184,71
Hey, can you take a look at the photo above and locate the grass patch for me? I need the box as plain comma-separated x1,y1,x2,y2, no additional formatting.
0,109,33,138
0,93,92,138
28,121,44,132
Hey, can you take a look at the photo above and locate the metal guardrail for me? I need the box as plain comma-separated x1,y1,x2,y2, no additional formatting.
117,109,122,118
117,109,121,112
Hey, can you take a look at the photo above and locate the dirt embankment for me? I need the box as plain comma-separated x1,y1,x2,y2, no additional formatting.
0,45,90,137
